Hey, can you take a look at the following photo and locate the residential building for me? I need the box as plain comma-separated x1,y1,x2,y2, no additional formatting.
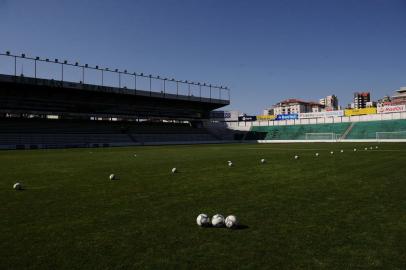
391,86,406,105
353,92,371,109
272,99,324,115
263,108,274,115
377,95,391,107
376,87,406,107
319,95,339,110
366,101,377,108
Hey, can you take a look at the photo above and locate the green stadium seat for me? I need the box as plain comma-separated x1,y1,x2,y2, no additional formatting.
247,122,350,140
346,120,406,139
246,120,406,140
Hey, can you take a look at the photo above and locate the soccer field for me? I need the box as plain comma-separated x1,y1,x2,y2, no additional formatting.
1,143,405,269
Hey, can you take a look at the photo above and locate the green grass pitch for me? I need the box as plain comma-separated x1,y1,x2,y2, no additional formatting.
1,143,405,269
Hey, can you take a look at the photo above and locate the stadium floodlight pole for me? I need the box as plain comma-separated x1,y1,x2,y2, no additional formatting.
74,61,79,82
82,65,85,84
92,65,99,84
84,64,89,84
14,55,17,77
20,53,26,76
34,57,39,79
163,78,166,97
61,60,64,82
209,84,212,101
133,72,137,94
198,82,202,101
149,75,152,96
124,69,128,88
176,80,179,96
55,59,65,82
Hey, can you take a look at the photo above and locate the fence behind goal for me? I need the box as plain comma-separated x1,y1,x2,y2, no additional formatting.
305,133,340,140
376,131,406,140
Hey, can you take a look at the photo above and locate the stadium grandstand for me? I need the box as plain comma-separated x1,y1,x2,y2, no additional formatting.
1,51,406,150
224,107,406,142
243,119,406,141
0,52,233,149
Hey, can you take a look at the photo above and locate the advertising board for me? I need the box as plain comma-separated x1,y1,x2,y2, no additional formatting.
377,105,406,114
275,114,299,120
299,110,344,119
256,115,276,121
344,107,377,116
238,115,257,121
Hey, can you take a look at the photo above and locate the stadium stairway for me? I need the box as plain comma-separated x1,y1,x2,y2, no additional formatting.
340,122,355,140
204,122,246,140
127,133,139,143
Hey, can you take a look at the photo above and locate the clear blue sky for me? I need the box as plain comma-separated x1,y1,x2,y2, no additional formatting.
0,0,405,114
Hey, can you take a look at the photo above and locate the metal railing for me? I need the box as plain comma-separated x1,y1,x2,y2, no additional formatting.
0,51,230,102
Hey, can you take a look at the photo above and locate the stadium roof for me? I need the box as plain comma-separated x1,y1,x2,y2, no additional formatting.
0,51,230,120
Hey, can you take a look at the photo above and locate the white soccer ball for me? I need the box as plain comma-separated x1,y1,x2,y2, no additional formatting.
196,213,211,227
13,182,23,190
171,167,177,173
211,214,225,227
330,151,334,155
340,149,344,153
260,158,266,163
225,215,239,229
294,155,299,160
109,174,116,180
315,153,319,157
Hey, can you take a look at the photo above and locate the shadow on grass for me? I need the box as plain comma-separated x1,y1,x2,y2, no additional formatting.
201,224,249,230
235,224,249,230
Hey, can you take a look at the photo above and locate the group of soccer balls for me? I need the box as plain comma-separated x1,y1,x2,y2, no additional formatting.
14,147,381,189
197,213,239,229
293,145,379,159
